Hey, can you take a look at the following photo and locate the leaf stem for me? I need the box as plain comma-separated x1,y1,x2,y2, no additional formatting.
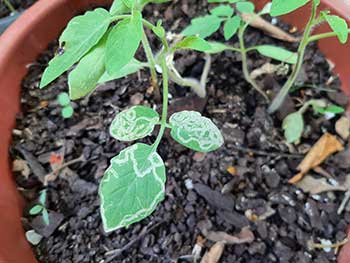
238,26,269,101
268,0,318,114
141,28,161,100
3,0,16,13
307,29,350,43
153,55,169,150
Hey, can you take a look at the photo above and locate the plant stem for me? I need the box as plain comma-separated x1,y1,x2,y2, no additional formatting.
153,55,168,150
268,1,318,114
141,28,160,100
308,29,350,43
3,0,16,13
238,26,269,101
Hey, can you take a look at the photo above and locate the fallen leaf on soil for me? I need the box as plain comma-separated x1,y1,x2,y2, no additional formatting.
12,159,31,179
201,242,225,263
226,166,237,175
338,227,350,263
241,13,298,43
250,63,278,80
130,92,144,105
199,220,254,245
296,175,350,195
335,117,350,140
39,100,49,108
289,133,344,184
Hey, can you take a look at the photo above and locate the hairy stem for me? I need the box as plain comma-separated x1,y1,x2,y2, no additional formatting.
141,29,160,100
153,55,169,150
268,1,318,114
238,26,269,101
3,0,16,13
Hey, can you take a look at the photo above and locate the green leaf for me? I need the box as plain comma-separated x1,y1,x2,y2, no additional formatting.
25,230,43,245
39,189,47,205
61,105,74,119
182,15,223,39
98,59,144,83
174,36,212,52
42,209,50,226
210,5,234,17
314,105,344,114
236,2,255,14
121,0,133,8
57,92,70,106
110,106,159,141
99,143,166,232
282,112,304,143
106,11,142,75
29,205,43,215
206,42,232,53
324,14,349,44
68,33,107,100
169,111,224,152
270,0,310,16
224,15,241,40
40,8,110,88
110,0,130,15
152,20,166,39
256,45,297,64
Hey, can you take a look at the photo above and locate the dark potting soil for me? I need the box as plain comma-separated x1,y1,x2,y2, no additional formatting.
0,0,37,18
11,1,350,262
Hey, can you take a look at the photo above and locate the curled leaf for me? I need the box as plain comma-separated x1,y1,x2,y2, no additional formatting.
289,133,344,184
201,242,225,263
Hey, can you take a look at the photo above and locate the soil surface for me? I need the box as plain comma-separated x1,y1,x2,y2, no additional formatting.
11,0,350,262
0,0,36,18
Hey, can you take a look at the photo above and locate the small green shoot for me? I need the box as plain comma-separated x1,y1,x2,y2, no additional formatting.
29,189,50,226
283,100,344,143
58,92,74,119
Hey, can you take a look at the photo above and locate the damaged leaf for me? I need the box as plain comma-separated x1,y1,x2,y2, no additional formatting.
296,175,350,195
289,133,344,184
201,242,225,263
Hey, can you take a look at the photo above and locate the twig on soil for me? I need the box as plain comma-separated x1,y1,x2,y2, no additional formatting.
338,189,350,215
104,220,166,262
44,155,85,185
231,145,303,159
308,238,349,251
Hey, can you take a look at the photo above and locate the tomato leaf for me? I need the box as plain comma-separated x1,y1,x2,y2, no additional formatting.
40,8,110,88
110,106,160,141
270,0,310,16
99,143,166,232
106,11,142,75
256,45,297,64
182,15,223,39
169,111,224,152
283,112,304,143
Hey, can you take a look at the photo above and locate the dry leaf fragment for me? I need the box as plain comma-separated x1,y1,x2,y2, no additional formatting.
335,117,350,140
296,175,350,195
12,159,31,178
200,221,254,245
201,242,225,263
241,13,298,43
226,166,237,175
289,133,343,184
250,63,278,80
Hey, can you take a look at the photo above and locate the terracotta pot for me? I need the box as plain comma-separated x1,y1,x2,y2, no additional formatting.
0,0,348,262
